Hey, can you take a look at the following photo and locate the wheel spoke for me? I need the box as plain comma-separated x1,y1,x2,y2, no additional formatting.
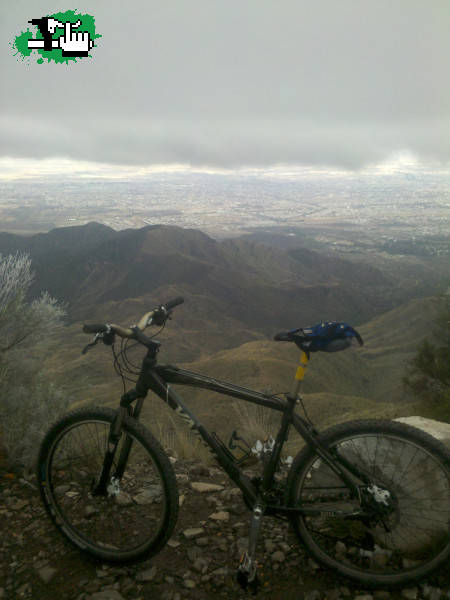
39,409,178,562
289,423,449,584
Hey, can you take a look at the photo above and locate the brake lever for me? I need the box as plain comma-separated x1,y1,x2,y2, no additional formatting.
81,333,101,355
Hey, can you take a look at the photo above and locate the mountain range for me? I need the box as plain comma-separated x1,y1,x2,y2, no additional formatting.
0,222,438,340
1,222,443,442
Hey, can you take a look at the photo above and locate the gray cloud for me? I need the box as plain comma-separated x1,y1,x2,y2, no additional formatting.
1,0,449,169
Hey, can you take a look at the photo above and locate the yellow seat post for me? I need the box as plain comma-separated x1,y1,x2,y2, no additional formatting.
288,350,309,400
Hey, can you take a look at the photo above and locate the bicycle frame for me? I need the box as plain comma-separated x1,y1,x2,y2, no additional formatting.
40,311,449,588
102,347,366,517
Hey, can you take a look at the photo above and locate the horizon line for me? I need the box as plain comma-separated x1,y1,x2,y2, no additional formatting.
1,154,450,181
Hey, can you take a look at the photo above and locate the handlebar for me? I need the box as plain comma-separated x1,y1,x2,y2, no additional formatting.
164,296,184,310
82,297,185,340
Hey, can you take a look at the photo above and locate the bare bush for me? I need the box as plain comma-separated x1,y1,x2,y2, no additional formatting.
0,253,67,472
1,376,69,472
0,254,65,356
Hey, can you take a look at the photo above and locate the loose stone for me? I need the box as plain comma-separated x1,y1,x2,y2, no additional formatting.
135,565,157,582
272,550,285,563
183,527,205,539
189,464,210,477
12,499,28,511
133,486,161,504
191,482,224,493
187,546,203,562
96,568,110,578
196,536,209,546
209,511,230,522
211,567,228,579
193,558,208,573
36,565,57,583
114,492,133,506
176,474,190,485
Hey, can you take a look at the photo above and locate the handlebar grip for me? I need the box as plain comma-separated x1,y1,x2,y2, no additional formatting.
83,323,108,334
164,297,184,310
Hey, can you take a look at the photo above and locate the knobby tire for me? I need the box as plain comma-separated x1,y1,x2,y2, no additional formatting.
287,419,450,587
37,407,179,563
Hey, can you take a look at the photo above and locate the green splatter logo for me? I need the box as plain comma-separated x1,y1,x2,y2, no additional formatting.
11,10,101,64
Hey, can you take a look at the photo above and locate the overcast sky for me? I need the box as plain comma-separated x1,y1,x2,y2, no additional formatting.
1,0,449,172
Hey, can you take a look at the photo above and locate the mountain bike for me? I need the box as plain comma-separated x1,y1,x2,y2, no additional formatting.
37,297,450,590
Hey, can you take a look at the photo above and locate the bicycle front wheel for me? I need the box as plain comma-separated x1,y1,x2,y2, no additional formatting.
287,419,450,587
38,407,179,563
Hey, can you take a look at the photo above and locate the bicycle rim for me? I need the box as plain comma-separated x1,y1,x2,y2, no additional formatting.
290,424,449,584
41,416,171,561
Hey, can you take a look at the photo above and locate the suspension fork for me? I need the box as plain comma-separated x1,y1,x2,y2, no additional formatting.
92,405,126,496
114,395,146,478
96,348,157,491
92,391,145,495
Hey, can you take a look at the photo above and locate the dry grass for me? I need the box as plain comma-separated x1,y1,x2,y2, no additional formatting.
232,400,275,442
141,397,215,465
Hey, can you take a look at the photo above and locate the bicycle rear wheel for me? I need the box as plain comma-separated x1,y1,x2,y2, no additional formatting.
287,419,450,587
38,407,179,563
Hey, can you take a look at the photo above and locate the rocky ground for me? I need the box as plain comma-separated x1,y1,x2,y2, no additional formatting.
0,458,448,600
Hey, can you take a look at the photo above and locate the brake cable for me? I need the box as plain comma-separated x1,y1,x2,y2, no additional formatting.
111,319,168,393
82,311,169,392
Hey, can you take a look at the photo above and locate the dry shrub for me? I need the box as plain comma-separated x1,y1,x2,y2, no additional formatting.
0,253,66,472
1,375,69,472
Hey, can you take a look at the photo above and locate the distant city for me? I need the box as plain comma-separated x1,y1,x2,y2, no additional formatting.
0,167,449,256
